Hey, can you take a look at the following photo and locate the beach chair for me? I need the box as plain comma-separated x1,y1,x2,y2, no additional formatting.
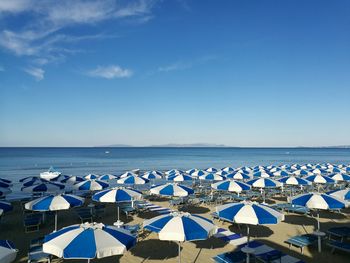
214,228,248,246
28,245,51,263
121,206,135,218
285,234,318,254
24,216,41,233
327,240,350,254
76,209,92,223
30,237,44,248
123,224,141,236
327,227,350,242
213,250,246,263
272,203,309,215
94,204,105,218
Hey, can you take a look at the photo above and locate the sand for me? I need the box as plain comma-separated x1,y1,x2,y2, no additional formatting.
0,194,349,263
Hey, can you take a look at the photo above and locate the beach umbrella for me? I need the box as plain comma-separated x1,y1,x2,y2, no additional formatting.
328,173,350,182
216,201,284,262
167,174,193,182
0,187,11,197
99,174,119,181
246,178,282,204
165,169,183,175
19,176,38,183
0,181,11,188
326,167,343,173
150,183,194,197
0,201,13,213
21,177,48,187
119,172,138,178
205,167,218,173
215,170,229,176
84,174,100,180
117,175,149,185
25,194,84,231
221,167,234,172
291,193,347,252
0,240,17,263
50,174,70,182
142,171,162,180
328,188,350,201
199,173,225,181
61,176,85,184
211,180,251,193
43,222,136,262
253,171,273,178
143,212,216,263
21,182,65,193
0,178,12,185
311,168,328,175
225,171,250,180
92,187,142,223
73,180,109,191
272,170,290,177
304,175,335,191
293,169,312,176
278,176,311,186
189,170,207,177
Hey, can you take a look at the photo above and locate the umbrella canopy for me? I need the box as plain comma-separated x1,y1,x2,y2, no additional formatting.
328,173,350,182
50,175,70,182
0,181,11,188
328,188,350,200
246,178,282,188
22,177,48,187
142,171,162,180
92,187,142,203
119,172,138,178
215,170,229,176
278,176,311,186
252,171,273,178
211,180,251,193
221,167,234,172
225,172,250,180
205,167,218,173
0,201,13,213
199,173,225,181
0,240,17,263
165,169,183,175
293,169,312,176
21,182,65,193
150,183,194,197
0,178,12,184
291,193,347,210
74,180,109,191
167,174,192,182
0,187,11,197
99,174,119,181
84,174,100,180
43,222,136,260
117,175,149,185
272,170,290,177
189,170,207,177
61,176,85,184
304,175,335,184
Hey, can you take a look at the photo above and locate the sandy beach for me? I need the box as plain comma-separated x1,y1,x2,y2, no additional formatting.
1,192,349,263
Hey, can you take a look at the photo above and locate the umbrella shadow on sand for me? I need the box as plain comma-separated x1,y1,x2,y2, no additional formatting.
193,236,226,249
228,224,274,238
131,239,179,260
179,205,210,214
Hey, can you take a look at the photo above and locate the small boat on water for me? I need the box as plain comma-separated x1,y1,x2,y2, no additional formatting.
39,166,61,180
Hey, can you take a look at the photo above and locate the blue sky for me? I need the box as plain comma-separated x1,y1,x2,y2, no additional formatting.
0,0,350,147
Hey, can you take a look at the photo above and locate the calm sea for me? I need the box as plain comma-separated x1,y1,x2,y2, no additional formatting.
1,147,350,182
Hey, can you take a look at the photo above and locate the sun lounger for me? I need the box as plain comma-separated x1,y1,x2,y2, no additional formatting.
28,245,51,263
213,240,304,263
214,228,248,246
285,234,318,254
327,227,350,242
327,240,350,254
123,224,141,235
140,202,172,214
30,237,44,248
24,217,41,233
76,210,92,223
272,203,309,215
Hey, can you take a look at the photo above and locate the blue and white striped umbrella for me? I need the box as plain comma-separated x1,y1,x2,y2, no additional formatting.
205,167,218,173
328,173,350,182
98,174,119,181
142,171,162,180
199,173,225,181
150,183,194,197
225,172,250,180
328,188,350,201
221,167,234,172
0,181,11,188
293,169,312,176
43,222,136,260
246,178,282,188
189,170,207,177
21,182,65,193
278,176,311,186
272,170,290,177
216,201,284,262
0,178,12,185
311,168,328,175
291,193,347,234
117,175,149,185
211,180,251,193
61,176,85,184
326,167,343,173
253,171,273,178
167,174,192,182
165,169,183,175
92,187,142,203
119,172,138,178
25,194,84,231
304,175,335,184
84,174,100,180
0,201,13,213
73,180,109,191
22,177,48,187
0,187,11,197
215,170,229,176
0,240,17,263
143,212,216,262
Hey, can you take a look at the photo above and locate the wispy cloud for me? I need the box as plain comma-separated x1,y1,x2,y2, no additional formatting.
0,0,158,78
24,67,44,81
87,65,133,79
157,55,219,73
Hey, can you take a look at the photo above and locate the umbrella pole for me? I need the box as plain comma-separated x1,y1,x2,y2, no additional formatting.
117,206,120,221
246,225,250,262
55,211,58,232
178,241,181,263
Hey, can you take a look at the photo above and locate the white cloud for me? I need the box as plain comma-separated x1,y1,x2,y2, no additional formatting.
0,0,32,13
87,65,133,79
158,55,219,73
24,67,44,81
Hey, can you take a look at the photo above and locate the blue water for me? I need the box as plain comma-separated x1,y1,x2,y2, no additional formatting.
1,147,350,182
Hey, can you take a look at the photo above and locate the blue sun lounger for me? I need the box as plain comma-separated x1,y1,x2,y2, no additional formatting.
327,241,350,254
285,234,318,254
327,227,350,242
272,203,309,215
214,228,248,246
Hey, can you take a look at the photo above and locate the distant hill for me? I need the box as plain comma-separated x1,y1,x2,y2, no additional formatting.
96,144,134,147
97,143,227,147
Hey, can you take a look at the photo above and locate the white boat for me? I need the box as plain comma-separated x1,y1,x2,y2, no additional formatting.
39,167,61,180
